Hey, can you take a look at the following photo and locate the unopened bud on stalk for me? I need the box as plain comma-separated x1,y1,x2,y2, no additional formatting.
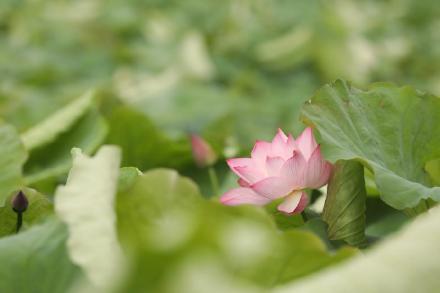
12,190,28,213
12,190,28,233
190,134,217,168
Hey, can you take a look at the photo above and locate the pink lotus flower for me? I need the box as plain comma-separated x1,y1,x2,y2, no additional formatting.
220,128,332,215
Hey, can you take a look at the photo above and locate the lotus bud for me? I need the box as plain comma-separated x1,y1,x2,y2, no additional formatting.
11,190,28,213
190,134,217,168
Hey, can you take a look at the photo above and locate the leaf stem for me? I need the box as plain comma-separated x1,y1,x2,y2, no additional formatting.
16,212,23,233
301,211,308,222
208,166,220,196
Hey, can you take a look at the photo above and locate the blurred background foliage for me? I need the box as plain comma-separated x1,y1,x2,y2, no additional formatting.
0,1,438,291
0,0,439,192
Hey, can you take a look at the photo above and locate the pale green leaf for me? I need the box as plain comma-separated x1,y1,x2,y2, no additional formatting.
425,158,440,186
116,169,356,291
118,167,142,192
54,146,125,289
0,220,82,293
0,124,27,206
302,80,440,210
273,204,440,293
21,90,94,150
105,106,192,170
24,108,108,185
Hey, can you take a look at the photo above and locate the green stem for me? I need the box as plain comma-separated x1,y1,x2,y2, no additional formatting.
16,212,23,233
208,167,220,196
301,211,308,222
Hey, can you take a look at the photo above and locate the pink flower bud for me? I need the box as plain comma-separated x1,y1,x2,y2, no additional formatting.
220,128,332,215
190,134,217,168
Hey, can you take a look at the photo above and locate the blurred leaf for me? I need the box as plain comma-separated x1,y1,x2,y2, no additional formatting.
21,90,94,150
120,79,232,138
364,197,409,239
273,204,440,293
425,158,440,186
118,167,142,192
24,108,108,185
54,146,124,289
0,124,27,206
105,106,192,171
264,201,304,231
116,168,201,250
365,212,409,238
364,168,379,196
0,187,53,237
322,160,367,247
274,230,356,284
302,80,440,210
116,169,356,292
0,220,82,293
301,218,336,250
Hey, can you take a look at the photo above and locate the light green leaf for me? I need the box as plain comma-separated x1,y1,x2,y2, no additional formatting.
0,220,82,293
118,167,142,192
273,204,440,293
21,90,94,150
264,201,304,231
116,168,201,250
322,160,367,247
0,187,53,237
54,146,125,289
105,106,192,170
0,124,27,206
116,169,356,291
24,108,108,185
273,230,356,285
302,80,440,210
425,158,440,186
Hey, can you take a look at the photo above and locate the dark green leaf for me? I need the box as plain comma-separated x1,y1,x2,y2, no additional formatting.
322,160,367,247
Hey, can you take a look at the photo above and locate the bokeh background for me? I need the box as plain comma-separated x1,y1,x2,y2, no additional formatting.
1,0,439,194
1,1,439,292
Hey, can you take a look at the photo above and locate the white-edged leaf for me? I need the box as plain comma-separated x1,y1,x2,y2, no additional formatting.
54,145,125,289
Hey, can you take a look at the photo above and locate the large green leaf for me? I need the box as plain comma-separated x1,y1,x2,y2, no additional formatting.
54,146,125,290
0,124,27,206
0,220,82,293
273,204,440,293
322,160,367,247
105,106,192,171
24,108,108,185
116,169,356,292
20,90,94,150
302,80,440,210
0,187,52,237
